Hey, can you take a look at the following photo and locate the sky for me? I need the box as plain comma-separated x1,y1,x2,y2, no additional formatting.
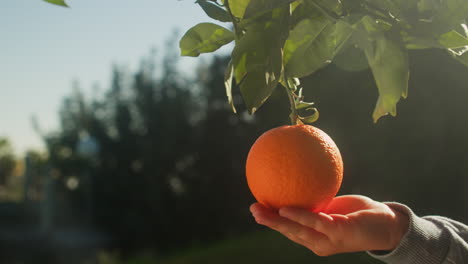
0,0,225,155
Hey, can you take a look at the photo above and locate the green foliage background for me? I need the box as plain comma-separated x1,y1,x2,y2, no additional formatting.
180,0,468,123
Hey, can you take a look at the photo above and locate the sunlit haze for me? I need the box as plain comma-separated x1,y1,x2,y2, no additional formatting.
0,0,226,155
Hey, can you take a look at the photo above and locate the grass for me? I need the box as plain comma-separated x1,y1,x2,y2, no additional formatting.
119,230,382,264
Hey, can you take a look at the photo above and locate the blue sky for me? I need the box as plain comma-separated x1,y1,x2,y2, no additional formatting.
0,0,226,154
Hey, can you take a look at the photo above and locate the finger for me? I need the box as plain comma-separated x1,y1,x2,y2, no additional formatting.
250,202,272,215
278,207,336,235
283,227,335,257
324,195,375,214
251,205,303,235
250,204,323,239
255,211,332,252
251,204,336,255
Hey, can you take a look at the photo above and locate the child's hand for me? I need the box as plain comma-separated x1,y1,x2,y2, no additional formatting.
250,195,409,256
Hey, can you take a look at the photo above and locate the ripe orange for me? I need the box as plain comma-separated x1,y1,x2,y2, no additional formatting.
246,125,343,211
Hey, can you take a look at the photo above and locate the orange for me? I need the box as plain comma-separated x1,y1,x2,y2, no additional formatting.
245,125,343,211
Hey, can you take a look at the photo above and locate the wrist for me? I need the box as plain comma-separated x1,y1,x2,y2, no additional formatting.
388,206,410,251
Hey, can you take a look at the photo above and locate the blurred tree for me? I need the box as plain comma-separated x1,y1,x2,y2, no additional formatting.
0,138,16,186
22,150,49,202
43,42,268,252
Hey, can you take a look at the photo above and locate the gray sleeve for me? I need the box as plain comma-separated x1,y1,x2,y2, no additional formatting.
367,203,468,264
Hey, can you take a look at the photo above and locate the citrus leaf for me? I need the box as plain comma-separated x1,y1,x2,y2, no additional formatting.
311,0,343,15
179,23,234,57
284,18,329,65
359,16,392,36
363,34,409,123
291,1,302,12
237,22,284,114
232,7,288,113
420,0,468,36
240,68,280,114
392,0,419,12
43,0,68,7
224,60,237,113
438,30,468,49
283,18,335,78
290,0,318,27
299,108,319,123
197,0,231,22
454,51,468,67
227,0,250,18
363,0,400,17
333,44,369,72
333,20,354,55
332,18,371,71
438,0,468,25
243,0,296,19
449,24,468,67
232,8,289,84
403,36,442,49
460,23,468,38
417,0,440,12
295,102,315,110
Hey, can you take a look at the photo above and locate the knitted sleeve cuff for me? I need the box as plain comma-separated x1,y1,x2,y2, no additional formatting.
367,202,449,264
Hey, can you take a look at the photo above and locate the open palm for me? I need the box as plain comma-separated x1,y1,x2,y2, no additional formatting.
250,195,409,256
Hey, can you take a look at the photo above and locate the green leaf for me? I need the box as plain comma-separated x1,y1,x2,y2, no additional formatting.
392,0,419,12
459,23,468,38
232,8,289,82
299,108,319,123
284,18,329,65
197,0,231,22
438,30,468,49
240,68,280,114
231,7,288,113
429,0,468,35
311,0,343,15
333,20,354,55
344,16,392,55
359,16,392,36
243,0,296,18
295,102,315,110
43,0,68,7
403,36,442,49
179,23,234,57
227,0,250,18
417,0,440,13
454,51,468,67
291,1,302,13
363,34,409,123
237,39,283,113
224,60,237,113
236,30,283,114
283,18,336,78
363,0,400,17
332,18,371,71
290,0,316,26
333,44,369,72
